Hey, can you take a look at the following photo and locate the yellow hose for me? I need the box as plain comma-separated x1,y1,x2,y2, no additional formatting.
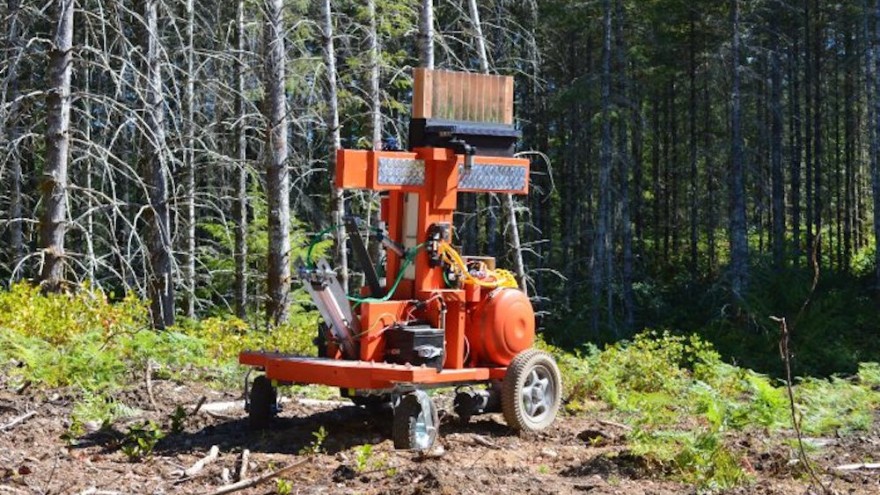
438,243,518,289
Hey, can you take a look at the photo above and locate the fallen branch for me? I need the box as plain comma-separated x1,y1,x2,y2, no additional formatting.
145,360,159,412
207,458,310,495
181,445,220,478
190,396,206,416
76,489,121,495
0,411,36,431
598,419,632,431
237,449,250,481
472,435,498,449
204,409,238,421
834,463,880,471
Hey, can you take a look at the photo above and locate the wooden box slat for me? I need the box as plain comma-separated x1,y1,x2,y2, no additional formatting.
412,68,513,125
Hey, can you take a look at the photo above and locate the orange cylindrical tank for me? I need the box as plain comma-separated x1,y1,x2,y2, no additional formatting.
467,288,535,366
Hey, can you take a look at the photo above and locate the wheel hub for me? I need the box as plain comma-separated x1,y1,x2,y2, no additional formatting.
521,367,552,418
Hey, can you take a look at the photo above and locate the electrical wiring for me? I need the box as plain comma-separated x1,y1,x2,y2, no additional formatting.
346,243,427,304
437,242,518,289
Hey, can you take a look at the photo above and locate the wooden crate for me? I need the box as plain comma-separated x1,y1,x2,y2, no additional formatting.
413,68,513,125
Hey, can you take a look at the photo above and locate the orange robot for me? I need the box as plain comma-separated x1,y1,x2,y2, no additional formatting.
240,69,561,450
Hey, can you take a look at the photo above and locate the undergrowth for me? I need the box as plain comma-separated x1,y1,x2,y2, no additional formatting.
0,282,318,431
540,331,880,491
3,283,878,491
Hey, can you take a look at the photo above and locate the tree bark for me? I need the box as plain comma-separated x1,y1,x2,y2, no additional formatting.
419,0,434,69
688,11,699,274
183,0,197,317
323,0,348,293
233,0,248,318
729,0,749,297
369,0,381,150
812,0,823,265
39,0,74,291
264,0,291,326
873,0,880,288
789,40,802,266
771,17,785,268
4,0,23,276
144,0,175,328
592,0,613,333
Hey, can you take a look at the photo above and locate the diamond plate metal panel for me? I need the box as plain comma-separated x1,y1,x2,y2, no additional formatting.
459,164,528,191
377,158,425,186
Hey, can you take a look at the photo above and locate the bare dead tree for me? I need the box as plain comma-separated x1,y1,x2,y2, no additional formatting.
2,0,25,277
182,0,196,317
144,0,175,328
233,0,249,318
322,0,348,293
39,0,75,291
419,0,434,69
264,0,291,326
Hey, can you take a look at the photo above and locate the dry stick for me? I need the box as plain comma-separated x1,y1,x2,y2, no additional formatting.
770,234,833,495
181,445,220,477
207,458,310,495
0,410,36,431
237,449,250,481
190,396,206,416
145,359,159,411
834,463,880,471
597,419,632,431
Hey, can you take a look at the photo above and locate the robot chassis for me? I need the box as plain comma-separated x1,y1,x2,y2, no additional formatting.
239,69,562,451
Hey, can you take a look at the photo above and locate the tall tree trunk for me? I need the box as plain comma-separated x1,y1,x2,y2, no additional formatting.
264,0,291,326
323,0,348,293
804,0,814,258
652,95,662,264
729,0,749,297
466,0,527,292
704,74,717,274
182,0,196,317
844,26,855,270
233,0,248,318
616,0,634,332
873,0,880,289
688,12,699,275
419,0,433,69
4,0,23,276
145,0,174,328
812,0,823,264
789,40,802,266
369,0,381,150
771,18,785,268
39,0,74,291
592,0,613,333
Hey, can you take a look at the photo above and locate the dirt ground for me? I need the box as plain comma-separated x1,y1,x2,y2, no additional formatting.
1,378,878,495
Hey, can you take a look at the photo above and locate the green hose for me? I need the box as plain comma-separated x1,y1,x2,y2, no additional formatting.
346,243,425,304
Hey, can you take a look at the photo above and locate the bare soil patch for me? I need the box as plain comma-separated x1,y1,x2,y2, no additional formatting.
1,380,878,494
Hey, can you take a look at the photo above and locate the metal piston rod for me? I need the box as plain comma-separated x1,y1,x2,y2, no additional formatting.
298,258,360,359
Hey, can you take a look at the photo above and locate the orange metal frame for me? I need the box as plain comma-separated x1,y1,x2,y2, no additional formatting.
240,147,529,390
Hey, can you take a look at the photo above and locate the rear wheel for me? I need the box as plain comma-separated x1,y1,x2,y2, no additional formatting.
502,350,561,432
392,391,438,451
248,375,276,430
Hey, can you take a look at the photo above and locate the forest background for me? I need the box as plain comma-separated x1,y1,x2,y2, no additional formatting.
2,0,880,380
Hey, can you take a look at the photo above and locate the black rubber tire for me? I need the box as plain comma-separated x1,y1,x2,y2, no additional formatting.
502,349,562,433
392,393,439,450
248,375,276,430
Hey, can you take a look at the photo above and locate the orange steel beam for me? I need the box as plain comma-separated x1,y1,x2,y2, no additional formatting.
240,351,501,389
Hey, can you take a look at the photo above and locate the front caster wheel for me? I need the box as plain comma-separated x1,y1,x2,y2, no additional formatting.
247,375,277,430
392,390,439,451
502,350,562,432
